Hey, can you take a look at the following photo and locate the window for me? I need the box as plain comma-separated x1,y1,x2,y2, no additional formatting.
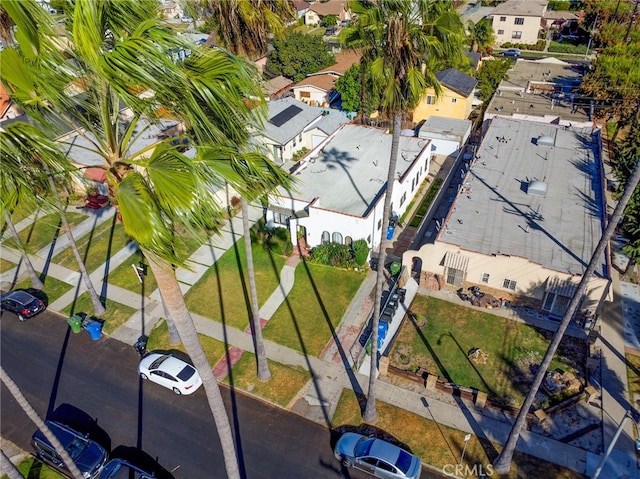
446,267,465,286
451,98,457,103
377,219,382,230
400,192,406,206
499,16,506,22
332,232,343,244
514,17,524,25
300,91,310,98
426,95,436,105
481,273,490,283
345,236,353,246
273,212,288,225
512,31,522,39
503,278,517,290
321,231,330,244
498,29,504,35
298,134,302,142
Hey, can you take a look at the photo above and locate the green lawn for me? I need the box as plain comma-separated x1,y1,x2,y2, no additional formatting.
332,388,582,479
225,352,311,407
185,241,286,331
390,296,586,407
2,457,64,479
53,217,133,273
61,293,135,334
15,276,73,305
263,262,365,357
146,320,229,366
0,257,16,273
106,251,158,296
4,212,87,253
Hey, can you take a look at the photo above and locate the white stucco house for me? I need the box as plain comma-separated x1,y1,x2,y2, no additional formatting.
266,124,433,254
489,0,547,46
253,97,350,166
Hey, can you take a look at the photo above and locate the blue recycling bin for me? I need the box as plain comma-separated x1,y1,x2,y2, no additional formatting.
386,225,395,240
83,318,103,340
377,321,389,349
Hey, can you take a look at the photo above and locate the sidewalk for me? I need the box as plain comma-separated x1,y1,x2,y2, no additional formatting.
3,189,638,478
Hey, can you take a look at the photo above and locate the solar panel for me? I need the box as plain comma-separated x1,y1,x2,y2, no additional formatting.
269,105,303,127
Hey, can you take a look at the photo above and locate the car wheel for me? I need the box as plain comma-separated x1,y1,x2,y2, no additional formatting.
172,387,182,395
341,458,352,468
140,373,148,380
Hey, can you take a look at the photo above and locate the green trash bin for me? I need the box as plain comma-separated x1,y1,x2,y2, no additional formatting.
389,261,401,276
67,314,83,333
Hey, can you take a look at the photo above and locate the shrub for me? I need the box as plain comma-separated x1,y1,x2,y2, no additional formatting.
310,242,357,268
268,227,293,256
353,239,369,266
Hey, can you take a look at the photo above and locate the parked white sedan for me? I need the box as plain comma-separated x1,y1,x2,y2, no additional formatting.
138,352,202,395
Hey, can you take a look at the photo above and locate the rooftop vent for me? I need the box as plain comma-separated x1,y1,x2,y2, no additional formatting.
528,180,547,196
537,135,554,147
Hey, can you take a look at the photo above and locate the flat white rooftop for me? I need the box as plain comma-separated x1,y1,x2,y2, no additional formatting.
438,117,605,276
280,124,429,217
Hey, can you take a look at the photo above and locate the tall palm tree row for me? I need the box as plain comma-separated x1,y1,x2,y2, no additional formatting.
1,1,289,477
208,0,295,381
343,0,465,422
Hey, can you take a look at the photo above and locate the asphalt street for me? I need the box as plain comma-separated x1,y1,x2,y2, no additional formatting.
1,310,446,479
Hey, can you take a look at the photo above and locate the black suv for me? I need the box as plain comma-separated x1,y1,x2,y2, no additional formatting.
100,459,156,479
32,420,108,478
0,290,45,321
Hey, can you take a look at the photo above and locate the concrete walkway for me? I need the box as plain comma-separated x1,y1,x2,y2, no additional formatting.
2,186,639,478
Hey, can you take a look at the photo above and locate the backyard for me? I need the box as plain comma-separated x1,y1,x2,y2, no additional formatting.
389,295,587,407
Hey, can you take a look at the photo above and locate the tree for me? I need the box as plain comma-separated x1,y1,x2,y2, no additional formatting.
206,0,295,61
476,57,512,103
1,2,286,477
343,0,465,422
467,18,495,53
334,64,381,114
208,1,294,381
267,30,335,82
494,158,640,473
321,14,338,27
613,120,640,262
1,366,84,479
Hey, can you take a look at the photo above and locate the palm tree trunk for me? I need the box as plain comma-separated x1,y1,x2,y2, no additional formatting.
44,168,105,315
144,251,241,479
493,157,640,473
0,366,84,479
0,447,23,479
364,112,403,423
3,210,44,290
159,290,181,345
242,198,271,381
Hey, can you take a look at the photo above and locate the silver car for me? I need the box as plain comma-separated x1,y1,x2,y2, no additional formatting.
334,432,422,479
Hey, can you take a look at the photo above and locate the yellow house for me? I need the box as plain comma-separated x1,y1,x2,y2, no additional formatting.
412,68,477,124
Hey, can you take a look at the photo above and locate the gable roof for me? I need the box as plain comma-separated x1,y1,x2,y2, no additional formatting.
293,74,338,93
263,97,322,145
263,76,294,97
308,1,347,16
435,68,477,97
310,50,361,77
292,0,311,12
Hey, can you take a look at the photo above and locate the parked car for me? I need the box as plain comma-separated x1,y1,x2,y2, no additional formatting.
500,48,521,58
138,352,202,395
32,420,108,479
334,432,422,479
0,290,46,321
100,459,155,479
325,27,337,36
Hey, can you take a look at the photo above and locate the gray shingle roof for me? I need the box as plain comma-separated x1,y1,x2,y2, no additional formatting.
263,97,322,145
436,68,477,97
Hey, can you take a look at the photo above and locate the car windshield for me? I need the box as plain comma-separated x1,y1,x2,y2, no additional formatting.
65,436,88,460
395,449,413,474
149,355,169,369
176,365,196,381
354,437,374,457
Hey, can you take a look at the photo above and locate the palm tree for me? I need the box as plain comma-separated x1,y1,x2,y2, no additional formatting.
2,209,43,289
209,0,294,381
493,158,640,473
1,1,286,477
467,18,495,53
0,447,23,479
343,0,465,422
207,0,295,61
0,366,84,479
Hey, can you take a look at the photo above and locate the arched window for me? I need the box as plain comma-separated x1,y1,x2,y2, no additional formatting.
321,231,330,244
345,236,353,246
332,232,343,244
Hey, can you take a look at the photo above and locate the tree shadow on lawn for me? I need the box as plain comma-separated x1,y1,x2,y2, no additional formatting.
405,311,499,459
297,250,367,422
